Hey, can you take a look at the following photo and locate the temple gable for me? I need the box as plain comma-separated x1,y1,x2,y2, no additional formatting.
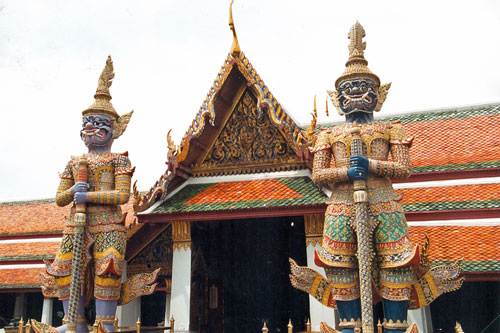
191,88,305,177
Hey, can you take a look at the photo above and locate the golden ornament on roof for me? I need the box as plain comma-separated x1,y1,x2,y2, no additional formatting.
229,0,241,57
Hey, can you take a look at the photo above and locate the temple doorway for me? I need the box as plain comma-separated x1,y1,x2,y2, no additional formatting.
190,216,309,332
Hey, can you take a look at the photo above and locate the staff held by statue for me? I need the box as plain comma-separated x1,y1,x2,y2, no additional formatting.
67,157,88,333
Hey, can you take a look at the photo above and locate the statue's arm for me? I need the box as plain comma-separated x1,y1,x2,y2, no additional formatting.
367,124,412,179
55,162,75,207
312,150,350,185
85,155,135,205
311,131,349,185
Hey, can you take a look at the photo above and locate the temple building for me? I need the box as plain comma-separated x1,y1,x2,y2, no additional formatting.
1,13,499,333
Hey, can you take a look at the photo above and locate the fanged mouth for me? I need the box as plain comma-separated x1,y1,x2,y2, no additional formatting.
342,92,373,107
81,129,106,138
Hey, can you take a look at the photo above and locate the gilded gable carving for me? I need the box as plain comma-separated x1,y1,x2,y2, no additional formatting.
192,89,304,176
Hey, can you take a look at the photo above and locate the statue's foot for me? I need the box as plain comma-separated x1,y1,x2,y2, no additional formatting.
52,322,88,333
320,321,341,333
93,320,110,333
404,324,418,333
30,319,59,333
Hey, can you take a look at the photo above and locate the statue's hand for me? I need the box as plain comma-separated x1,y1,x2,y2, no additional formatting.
71,182,89,195
74,192,87,204
350,155,369,170
347,166,367,180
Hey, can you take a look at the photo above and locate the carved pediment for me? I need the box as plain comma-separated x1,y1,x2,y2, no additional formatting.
192,89,305,176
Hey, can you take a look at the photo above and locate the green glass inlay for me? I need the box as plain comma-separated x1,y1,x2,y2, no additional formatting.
402,199,500,212
412,161,500,173
431,260,500,272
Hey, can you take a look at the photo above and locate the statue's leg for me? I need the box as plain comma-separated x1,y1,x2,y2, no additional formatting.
93,230,126,332
379,266,413,333
336,299,362,333
324,267,361,332
95,299,118,332
382,299,409,333
57,296,88,333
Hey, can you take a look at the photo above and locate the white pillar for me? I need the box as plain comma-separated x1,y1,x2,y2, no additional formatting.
13,292,25,319
304,215,338,331
169,221,191,332
41,298,53,325
163,291,171,328
116,297,141,327
408,306,433,332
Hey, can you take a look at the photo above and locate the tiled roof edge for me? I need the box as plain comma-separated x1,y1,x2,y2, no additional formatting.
0,231,63,237
412,162,500,173
0,283,41,289
0,255,55,262
403,199,500,212
301,102,500,129
432,260,500,273
0,198,55,207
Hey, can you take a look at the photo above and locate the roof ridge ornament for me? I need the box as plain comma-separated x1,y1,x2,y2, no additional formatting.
229,0,241,57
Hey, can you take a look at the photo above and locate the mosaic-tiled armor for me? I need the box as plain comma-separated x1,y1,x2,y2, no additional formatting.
50,151,134,301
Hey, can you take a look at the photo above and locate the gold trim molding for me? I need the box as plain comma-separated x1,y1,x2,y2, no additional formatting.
304,214,324,246
172,221,191,251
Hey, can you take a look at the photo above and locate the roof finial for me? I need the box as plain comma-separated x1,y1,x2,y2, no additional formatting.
229,0,241,57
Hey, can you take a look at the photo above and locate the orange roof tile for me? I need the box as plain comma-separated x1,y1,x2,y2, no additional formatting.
0,200,136,236
399,183,500,205
405,114,500,169
409,225,499,262
0,267,45,288
184,179,303,205
0,242,60,261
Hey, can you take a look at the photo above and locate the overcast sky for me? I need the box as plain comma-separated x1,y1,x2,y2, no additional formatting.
1,0,499,201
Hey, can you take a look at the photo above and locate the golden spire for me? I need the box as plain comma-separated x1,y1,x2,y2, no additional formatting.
335,21,380,88
229,0,241,57
83,55,119,119
325,96,329,117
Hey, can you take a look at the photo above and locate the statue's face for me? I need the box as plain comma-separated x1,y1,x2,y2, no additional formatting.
337,78,378,115
80,114,114,147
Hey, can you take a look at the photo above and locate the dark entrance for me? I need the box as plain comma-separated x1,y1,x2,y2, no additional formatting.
191,216,309,332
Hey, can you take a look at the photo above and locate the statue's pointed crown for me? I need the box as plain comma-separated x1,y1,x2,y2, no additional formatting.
82,55,119,119
335,21,380,88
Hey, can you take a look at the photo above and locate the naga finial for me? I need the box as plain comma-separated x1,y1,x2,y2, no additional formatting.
305,96,317,142
229,0,241,57
347,21,366,60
